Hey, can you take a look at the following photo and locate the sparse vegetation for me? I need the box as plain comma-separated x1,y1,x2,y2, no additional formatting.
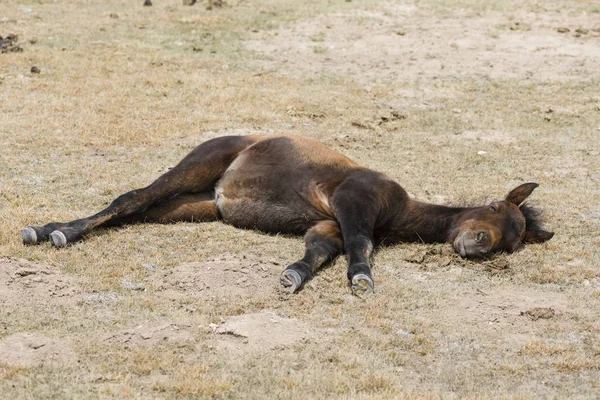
1,0,599,398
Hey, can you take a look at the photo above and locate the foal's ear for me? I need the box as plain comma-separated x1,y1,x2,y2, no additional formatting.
523,229,554,244
505,183,539,206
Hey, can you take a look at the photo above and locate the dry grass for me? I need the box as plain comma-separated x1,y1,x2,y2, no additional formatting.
1,0,600,398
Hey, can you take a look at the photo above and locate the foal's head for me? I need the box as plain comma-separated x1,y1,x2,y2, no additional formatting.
452,183,554,258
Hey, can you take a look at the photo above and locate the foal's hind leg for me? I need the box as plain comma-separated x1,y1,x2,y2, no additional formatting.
108,192,219,225
22,193,219,244
22,135,256,247
280,220,342,293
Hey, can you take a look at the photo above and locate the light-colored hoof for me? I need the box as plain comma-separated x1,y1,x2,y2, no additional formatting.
21,227,38,245
280,269,303,293
351,274,374,298
50,230,68,248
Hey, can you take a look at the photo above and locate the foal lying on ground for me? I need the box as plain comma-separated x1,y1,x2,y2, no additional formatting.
22,135,554,297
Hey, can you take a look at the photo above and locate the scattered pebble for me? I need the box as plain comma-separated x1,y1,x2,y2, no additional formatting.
556,27,570,33
110,13,119,19
30,66,40,74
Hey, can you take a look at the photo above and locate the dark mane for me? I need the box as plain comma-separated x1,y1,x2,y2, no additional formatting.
519,202,545,232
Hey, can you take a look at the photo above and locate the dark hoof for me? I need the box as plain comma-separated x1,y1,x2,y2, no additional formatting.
21,227,39,245
280,269,303,293
351,274,374,298
50,230,68,248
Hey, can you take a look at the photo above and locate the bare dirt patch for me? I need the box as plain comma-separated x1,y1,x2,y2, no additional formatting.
246,6,600,86
103,322,196,348
0,332,77,368
0,256,80,308
444,286,565,328
146,252,285,302
213,310,314,354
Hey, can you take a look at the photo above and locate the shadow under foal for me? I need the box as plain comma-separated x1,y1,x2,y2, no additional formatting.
22,135,554,297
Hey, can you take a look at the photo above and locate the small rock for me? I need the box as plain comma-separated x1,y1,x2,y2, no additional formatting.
575,27,589,34
121,280,146,291
30,66,40,74
391,110,407,119
556,27,570,33
83,292,118,304
110,13,119,19
477,150,487,155
351,119,372,129
141,263,157,271
396,329,413,337
143,0,152,6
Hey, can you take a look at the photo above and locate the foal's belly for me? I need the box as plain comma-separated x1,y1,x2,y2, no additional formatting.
214,169,335,234
214,187,316,234
212,135,353,234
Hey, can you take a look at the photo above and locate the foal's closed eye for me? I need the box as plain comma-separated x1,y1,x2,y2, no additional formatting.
489,204,497,212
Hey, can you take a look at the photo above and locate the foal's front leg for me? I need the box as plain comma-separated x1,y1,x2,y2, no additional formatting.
280,220,343,293
331,173,388,298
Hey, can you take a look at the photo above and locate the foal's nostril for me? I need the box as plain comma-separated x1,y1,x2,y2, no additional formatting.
475,231,487,243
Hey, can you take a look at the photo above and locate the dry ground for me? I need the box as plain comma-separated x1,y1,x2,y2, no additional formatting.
1,0,600,398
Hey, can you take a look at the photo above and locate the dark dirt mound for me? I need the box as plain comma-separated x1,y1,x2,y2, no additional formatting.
0,34,23,53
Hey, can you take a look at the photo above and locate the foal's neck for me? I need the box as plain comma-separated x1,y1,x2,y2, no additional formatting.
383,200,475,244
